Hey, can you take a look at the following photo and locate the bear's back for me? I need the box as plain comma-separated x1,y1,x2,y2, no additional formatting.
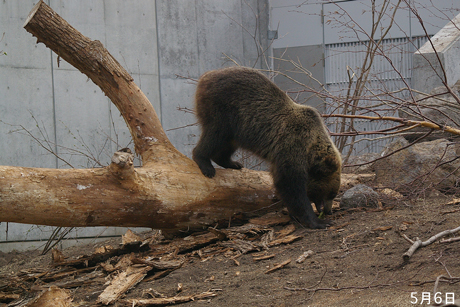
195,66,329,161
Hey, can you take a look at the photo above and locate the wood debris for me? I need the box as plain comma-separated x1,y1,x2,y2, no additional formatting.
122,229,143,244
221,239,261,254
276,224,296,237
27,286,71,307
296,250,314,263
253,253,276,261
97,266,152,305
125,291,217,306
249,212,291,226
265,259,292,274
268,234,302,247
0,292,20,303
131,258,184,270
51,248,66,263
372,226,393,231
2,211,307,306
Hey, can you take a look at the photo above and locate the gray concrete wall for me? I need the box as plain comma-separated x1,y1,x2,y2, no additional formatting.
0,0,268,251
156,0,269,157
273,45,325,111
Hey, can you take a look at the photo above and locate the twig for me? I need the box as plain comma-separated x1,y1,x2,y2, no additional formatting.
402,225,460,261
126,291,217,306
323,114,460,136
285,280,402,293
433,275,460,296
439,236,460,243
265,259,291,274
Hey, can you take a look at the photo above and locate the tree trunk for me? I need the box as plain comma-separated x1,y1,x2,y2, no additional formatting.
0,1,279,234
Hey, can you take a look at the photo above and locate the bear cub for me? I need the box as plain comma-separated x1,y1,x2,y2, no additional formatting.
192,66,341,229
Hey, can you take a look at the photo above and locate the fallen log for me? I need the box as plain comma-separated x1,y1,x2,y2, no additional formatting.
0,1,279,234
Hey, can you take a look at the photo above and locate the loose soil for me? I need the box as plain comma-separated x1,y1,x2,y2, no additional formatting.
1,190,459,307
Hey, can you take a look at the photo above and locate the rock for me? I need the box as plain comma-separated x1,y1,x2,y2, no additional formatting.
340,184,379,209
343,153,380,174
374,137,460,192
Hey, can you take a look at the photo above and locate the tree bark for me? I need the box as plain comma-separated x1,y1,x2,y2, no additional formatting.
0,1,279,234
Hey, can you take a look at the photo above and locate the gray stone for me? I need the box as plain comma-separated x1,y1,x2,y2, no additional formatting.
340,184,379,209
343,153,380,174
374,137,460,192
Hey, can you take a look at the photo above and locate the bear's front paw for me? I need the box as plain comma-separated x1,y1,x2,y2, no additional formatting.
228,161,243,170
199,165,216,178
310,218,331,229
300,215,331,229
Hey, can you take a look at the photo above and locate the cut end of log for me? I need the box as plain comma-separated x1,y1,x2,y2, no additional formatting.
23,0,43,28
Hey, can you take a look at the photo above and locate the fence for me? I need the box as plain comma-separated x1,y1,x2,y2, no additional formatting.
324,36,430,156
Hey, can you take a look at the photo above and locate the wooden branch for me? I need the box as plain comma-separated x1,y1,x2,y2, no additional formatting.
0,1,281,233
125,292,217,306
402,225,460,261
24,1,174,163
265,259,291,274
323,114,460,136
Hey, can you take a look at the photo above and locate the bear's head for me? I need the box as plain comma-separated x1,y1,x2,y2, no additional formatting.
307,151,342,214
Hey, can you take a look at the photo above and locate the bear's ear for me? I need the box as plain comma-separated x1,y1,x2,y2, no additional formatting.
310,155,341,177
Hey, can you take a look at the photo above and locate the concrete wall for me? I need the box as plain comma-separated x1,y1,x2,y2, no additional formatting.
156,0,269,157
272,45,325,111
0,0,268,251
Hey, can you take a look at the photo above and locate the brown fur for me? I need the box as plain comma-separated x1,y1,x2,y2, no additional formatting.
192,66,341,229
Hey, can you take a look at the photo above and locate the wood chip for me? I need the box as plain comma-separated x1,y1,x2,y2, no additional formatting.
51,249,66,263
168,232,220,254
328,222,350,230
253,254,275,261
208,227,228,240
442,198,460,206
268,235,302,247
131,258,184,270
372,226,393,231
0,292,20,303
94,245,114,254
265,259,291,274
249,212,291,226
276,224,296,238
126,291,217,306
143,269,174,282
296,250,314,263
122,229,142,245
220,239,260,254
28,286,71,307
97,266,151,305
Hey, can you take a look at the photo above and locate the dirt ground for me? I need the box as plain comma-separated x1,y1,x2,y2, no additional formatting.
1,188,460,307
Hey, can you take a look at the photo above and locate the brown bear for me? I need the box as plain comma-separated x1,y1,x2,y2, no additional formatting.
192,66,341,229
